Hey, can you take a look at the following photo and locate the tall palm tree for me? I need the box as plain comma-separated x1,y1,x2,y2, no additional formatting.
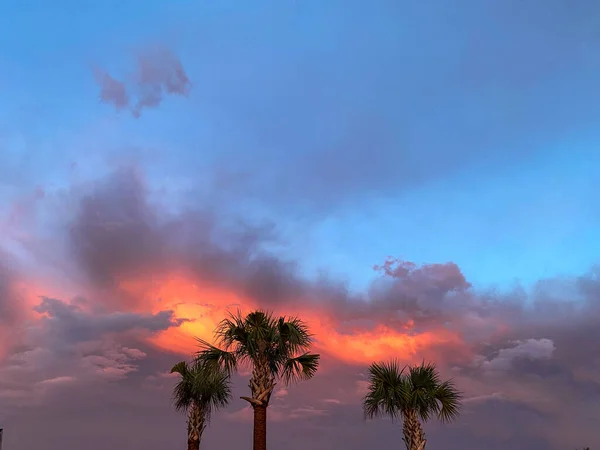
170,360,232,450
196,310,320,450
362,360,461,450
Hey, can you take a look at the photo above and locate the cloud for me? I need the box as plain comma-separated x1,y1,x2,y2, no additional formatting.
31,296,184,344
131,47,191,117
274,387,288,398
97,1,592,221
0,292,183,415
4,1,600,448
6,167,596,369
0,252,22,325
52,168,479,363
476,338,555,372
67,167,274,292
225,403,328,424
462,392,504,404
1,167,599,449
39,376,76,385
94,69,129,111
94,47,191,118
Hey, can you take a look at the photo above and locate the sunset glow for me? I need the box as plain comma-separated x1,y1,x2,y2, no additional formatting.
2,2,598,449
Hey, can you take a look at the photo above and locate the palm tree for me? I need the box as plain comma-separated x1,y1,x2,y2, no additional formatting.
362,360,461,450
196,310,320,450
170,360,232,450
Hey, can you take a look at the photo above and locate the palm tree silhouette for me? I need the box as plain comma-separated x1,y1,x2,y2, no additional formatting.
363,360,462,450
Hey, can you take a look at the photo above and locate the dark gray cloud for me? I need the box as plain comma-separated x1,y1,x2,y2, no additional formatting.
32,296,184,344
66,167,310,310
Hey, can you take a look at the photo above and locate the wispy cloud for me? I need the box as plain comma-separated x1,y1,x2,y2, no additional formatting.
94,47,191,118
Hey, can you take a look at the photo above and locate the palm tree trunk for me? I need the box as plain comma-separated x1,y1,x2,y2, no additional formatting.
402,410,426,450
187,405,205,450
247,355,274,450
253,404,268,450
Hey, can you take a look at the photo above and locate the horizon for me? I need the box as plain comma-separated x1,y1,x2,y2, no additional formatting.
1,1,599,449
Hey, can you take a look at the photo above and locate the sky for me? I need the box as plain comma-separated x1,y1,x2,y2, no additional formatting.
0,1,599,449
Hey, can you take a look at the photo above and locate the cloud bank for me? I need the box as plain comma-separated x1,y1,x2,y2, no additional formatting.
1,165,599,450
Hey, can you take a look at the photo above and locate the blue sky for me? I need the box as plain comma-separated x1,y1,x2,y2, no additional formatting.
1,0,598,292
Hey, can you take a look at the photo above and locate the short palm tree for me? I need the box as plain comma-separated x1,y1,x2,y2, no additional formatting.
362,360,461,450
196,310,320,450
170,360,232,450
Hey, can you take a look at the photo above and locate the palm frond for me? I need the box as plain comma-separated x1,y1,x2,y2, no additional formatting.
243,309,279,358
277,316,314,354
405,363,437,422
170,361,189,376
172,378,194,412
433,379,462,423
407,361,440,392
194,362,233,420
195,338,238,375
171,360,193,412
362,360,407,420
215,310,248,348
406,361,461,423
170,358,233,421
282,352,320,385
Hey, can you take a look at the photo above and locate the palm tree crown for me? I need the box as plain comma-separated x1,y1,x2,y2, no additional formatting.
363,360,461,450
196,310,320,391
170,360,232,419
363,360,461,423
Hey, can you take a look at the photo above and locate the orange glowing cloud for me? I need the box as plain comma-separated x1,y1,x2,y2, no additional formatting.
117,273,259,355
0,274,65,361
113,273,471,366
312,324,466,365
